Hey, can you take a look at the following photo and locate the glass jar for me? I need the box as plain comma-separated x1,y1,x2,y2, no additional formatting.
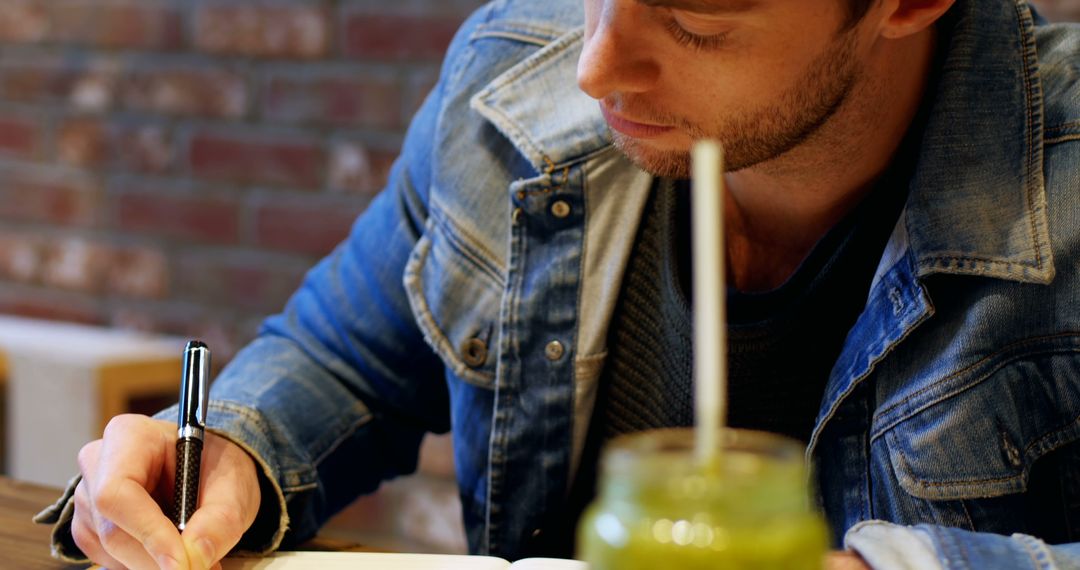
577,428,828,569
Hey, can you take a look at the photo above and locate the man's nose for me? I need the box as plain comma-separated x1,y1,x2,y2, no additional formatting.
577,2,661,100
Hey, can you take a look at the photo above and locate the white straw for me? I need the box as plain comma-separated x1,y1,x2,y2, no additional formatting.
691,140,727,464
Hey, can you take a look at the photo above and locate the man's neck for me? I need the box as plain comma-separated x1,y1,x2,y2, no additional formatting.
724,28,938,292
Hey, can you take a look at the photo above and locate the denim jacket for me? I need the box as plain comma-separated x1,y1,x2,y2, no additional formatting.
38,0,1080,568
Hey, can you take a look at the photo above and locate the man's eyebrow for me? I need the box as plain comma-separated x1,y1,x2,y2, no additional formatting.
636,0,759,14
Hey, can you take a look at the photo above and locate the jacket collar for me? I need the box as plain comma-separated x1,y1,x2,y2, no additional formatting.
472,0,1053,283
471,28,611,174
904,0,1053,283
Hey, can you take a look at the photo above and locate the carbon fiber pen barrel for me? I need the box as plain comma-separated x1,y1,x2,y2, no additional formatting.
172,436,203,530
172,340,210,530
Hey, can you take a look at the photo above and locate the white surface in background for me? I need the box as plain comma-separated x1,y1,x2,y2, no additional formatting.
0,315,183,486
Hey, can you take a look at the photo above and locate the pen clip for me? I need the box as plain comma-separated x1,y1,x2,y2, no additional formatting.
177,340,210,440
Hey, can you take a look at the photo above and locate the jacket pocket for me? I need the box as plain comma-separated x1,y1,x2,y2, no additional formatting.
404,214,504,389
877,338,1080,501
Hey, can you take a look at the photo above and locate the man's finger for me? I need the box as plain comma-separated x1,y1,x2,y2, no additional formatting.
91,415,188,568
71,488,124,570
180,501,252,569
94,516,163,570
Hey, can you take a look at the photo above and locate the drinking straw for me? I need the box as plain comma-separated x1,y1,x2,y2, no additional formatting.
691,140,727,464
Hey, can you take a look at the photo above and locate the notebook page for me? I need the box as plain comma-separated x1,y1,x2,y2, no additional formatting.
220,552,510,569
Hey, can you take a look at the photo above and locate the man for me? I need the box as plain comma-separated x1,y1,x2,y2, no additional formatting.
36,0,1080,568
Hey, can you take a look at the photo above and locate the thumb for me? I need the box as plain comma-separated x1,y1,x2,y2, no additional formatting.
183,533,217,570
181,503,248,570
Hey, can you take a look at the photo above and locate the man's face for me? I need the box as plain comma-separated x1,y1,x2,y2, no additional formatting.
578,0,867,178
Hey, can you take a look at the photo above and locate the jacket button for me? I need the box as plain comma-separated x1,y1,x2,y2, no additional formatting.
461,338,487,368
544,340,565,361
550,200,571,219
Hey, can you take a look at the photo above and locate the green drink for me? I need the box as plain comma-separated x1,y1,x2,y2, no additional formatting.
577,428,828,569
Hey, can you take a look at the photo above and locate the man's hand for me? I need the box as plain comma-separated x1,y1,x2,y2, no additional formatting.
72,414,261,570
827,551,872,570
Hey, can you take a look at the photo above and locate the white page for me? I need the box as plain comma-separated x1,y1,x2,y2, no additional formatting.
221,552,509,570
220,552,587,570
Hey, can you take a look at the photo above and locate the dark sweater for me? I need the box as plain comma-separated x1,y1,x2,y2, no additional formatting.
537,166,910,557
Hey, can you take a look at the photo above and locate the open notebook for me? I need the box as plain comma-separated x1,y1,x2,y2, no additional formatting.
221,552,588,569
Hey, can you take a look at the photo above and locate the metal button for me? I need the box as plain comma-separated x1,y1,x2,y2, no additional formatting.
461,338,488,368
532,528,543,538
550,200,571,219
544,340,565,361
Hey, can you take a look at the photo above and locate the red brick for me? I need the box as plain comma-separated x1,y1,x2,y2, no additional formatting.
328,141,376,194
0,115,40,159
1,63,65,101
194,4,330,59
1,62,118,112
263,73,401,129
174,253,307,312
114,190,241,244
189,131,324,189
0,169,100,225
252,196,366,256
39,237,111,293
0,293,103,326
112,124,174,174
184,318,247,363
49,1,183,51
106,246,169,299
342,13,462,61
0,231,44,283
111,308,250,365
0,1,49,43
369,149,399,190
405,70,440,122
123,67,248,119
328,142,398,195
57,119,107,167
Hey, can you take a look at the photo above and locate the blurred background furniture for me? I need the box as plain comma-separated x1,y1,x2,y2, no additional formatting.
0,315,180,487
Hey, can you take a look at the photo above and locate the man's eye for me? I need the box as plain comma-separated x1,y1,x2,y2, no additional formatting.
664,18,729,51
660,18,730,51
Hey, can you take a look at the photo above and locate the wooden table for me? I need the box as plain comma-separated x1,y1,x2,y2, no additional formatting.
0,476,83,569
0,476,376,569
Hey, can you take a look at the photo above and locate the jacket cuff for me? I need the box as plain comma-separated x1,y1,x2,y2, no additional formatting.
846,520,1072,570
916,523,1065,570
844,520,942,570
163,400,292,555
32,473,89,564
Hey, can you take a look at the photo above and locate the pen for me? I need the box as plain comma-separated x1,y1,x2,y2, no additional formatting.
172,340,210,531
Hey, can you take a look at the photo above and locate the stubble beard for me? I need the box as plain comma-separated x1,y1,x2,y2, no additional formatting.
609,30,862,179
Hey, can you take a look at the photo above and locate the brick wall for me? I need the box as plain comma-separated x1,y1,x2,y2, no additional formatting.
0,0,488,553
0,0,484,359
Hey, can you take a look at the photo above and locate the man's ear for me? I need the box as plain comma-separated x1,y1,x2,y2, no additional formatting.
874,0,956,39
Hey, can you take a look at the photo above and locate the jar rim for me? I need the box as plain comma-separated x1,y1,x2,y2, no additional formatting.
601,428,806,479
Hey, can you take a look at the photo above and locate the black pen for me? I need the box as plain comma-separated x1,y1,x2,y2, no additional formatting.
172,340,210,531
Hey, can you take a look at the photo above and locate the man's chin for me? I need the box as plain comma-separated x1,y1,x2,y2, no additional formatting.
611,133,692,179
